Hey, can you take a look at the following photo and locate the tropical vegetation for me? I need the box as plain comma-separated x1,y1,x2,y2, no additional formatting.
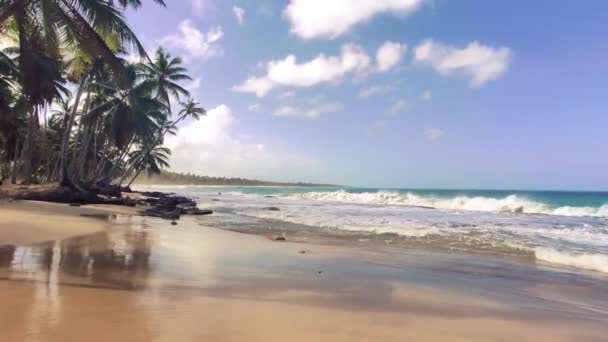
0,0,204,190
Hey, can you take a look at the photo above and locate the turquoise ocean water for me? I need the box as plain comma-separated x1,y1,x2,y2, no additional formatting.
137,185,608,274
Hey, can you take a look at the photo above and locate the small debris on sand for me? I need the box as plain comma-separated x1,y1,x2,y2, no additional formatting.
273,234,286,241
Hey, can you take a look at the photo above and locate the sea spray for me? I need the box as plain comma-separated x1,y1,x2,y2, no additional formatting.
288,190,608,217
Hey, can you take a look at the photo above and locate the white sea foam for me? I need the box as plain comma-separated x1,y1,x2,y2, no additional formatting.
288,191,608,217
535,248,608,273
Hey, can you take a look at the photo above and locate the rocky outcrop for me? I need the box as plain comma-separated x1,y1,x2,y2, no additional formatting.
140,193,213,220
14,186,132,205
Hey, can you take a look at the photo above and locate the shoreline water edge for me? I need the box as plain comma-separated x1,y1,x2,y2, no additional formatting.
1,185,608,341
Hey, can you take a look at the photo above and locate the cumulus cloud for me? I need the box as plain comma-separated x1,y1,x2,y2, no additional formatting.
234,43,375,97
425,127,445,140
160,20,223,59
233,76,275,98
414,40,512,87
376,41,406,72
273,102,343,119
283,0,424,39
233,6,245,25
164,105,320,180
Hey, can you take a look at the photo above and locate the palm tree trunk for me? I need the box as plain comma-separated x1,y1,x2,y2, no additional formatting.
59,74,89,186
74,91,94,183
98,137,134,185
89,118,100,177
127,167,143,187
10,136,19,184
21,106,37,184
119,115,185,184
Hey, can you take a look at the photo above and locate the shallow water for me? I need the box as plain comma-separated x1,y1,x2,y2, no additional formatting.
1,213,608,341
136,186,608,274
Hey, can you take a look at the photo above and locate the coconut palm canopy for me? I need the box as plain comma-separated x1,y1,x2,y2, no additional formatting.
0,0,204,186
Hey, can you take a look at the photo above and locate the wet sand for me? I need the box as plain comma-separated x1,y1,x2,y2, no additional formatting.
1,200,607,341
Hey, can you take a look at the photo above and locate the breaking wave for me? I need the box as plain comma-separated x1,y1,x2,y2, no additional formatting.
535,248,608,273
288,191,608,217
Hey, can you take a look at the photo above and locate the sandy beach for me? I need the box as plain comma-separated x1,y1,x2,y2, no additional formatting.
0,199,606,341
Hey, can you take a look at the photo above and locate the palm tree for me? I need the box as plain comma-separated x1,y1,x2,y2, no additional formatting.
117,98,204,185
88,64,166,184
175,98,206,125
138,47,191,111
1,0,166,185
125,142,170,187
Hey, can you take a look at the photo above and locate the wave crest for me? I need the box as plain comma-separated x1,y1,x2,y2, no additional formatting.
289,191,608,217
535,248,608,273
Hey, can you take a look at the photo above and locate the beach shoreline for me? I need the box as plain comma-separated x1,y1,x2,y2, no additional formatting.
1,198,607,341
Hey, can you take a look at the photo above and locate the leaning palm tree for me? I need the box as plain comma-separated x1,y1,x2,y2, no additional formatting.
117,98,205,185
124,142,170,187
88,64,167,185
1,0,166,184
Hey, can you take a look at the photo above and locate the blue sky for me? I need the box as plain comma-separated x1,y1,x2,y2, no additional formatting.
125,0,608,190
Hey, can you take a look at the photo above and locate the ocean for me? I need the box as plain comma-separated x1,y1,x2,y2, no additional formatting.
136,186,608,274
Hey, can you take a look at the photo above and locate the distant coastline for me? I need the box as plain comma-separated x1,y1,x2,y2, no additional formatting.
132,171,336,187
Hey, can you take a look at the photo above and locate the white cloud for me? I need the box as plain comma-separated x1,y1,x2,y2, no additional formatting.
234,43,372,97
376,41,406,72
160,20,223,59
358,85,392,98
388,99,408,113
248,104,261,112
414,40,512,87
165,105,320,180
425,127,445,140
267,44,370,87
233,76,275,97
421,89,432,101
284,0,424,39
233,6,245,25
273,102,343,118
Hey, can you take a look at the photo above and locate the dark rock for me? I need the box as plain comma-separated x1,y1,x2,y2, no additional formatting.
143,208,181,220
264,207,280,211
177,201,198,208
171,221,178,226
264,195,275,198
141,191,166,198
273,235,286,241
186,208,213,216
121,198,137,207
96,184,122,198
16,186,108,205
69,203,81,207
211,199,221,202
299,250,307,254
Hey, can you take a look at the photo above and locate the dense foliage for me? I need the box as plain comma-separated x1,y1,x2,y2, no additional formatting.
134,171,334,187
0,0,204,187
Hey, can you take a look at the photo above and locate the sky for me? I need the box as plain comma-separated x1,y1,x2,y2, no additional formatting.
125,0,608,190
